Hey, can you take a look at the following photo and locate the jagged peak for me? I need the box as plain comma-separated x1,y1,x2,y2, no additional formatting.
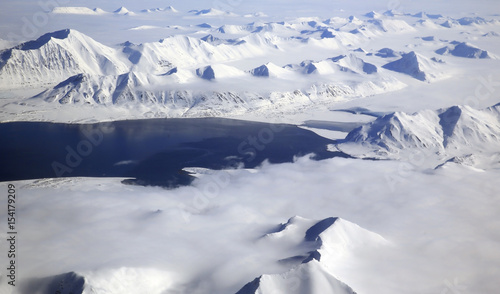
382,51,439,81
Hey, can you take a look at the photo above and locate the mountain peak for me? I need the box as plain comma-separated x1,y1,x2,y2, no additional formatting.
19,29,72,50
250,62,290,78
165,6,179,13
190,8,236,17
114,6,133,15
196,64,246,80
364,11,382,19
382,51,438,81
304,217,338,242
436,42,491,59
0,29,129,89
238,216,386,294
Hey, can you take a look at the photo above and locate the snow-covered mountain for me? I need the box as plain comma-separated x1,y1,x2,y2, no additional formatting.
250,62,293,78
0,22,420,118
337,103,500,168
436,42,492,59
51,7,109,15
189,8,238,17
196,64,246,80
236,261,356,294
0,29,129,89
236,216,388,294
0,9,498,122
34,73,402,118
114,6,135,15
382,51,441,81
21,268,175,294
331,54,377,74
140,6,179,13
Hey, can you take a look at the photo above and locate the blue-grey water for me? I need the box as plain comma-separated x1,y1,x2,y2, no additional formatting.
0,118,348,187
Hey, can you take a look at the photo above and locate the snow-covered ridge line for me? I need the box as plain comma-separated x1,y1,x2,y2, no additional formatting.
0,10,498,122
33,72,402,118
337,103,500,168
3,9,495,90
51,6,179,15
0,26,409,118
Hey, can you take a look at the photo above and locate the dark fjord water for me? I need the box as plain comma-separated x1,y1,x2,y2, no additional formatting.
0,118,349,187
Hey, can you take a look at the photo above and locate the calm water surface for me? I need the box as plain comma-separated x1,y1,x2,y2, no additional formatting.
0,118,348,187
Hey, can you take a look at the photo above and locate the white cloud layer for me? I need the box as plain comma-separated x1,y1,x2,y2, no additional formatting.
1,156,499,293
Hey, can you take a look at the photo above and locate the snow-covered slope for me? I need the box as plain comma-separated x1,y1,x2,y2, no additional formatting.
290,54,377,76
250,62,293,78
36,73,155,105
141,6,179,13
0,23,417,118
32,72,404,118
189,8,238,17
331,54,377,74
114,7,135,16
382,51,441,81
125,33,281,73
236,216,388,294
0,9,499,121
337,103,500,167
196,64,246,80
236,261,356,294
436,42,492,59
51,7,109,15
0,29,129,89
21,268,174,294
